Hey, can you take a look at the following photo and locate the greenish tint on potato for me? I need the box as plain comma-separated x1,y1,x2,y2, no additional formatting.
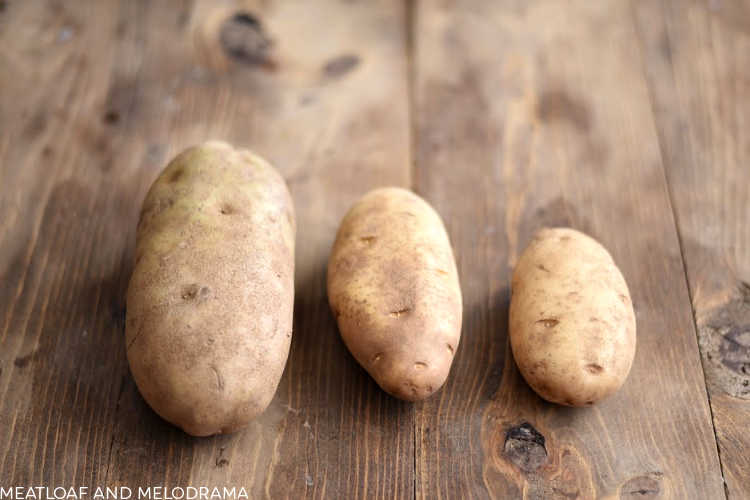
126,141,295,436
327,187,462,401
510,227,636,407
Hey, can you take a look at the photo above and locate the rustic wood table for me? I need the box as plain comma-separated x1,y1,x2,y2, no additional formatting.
1,1,748,498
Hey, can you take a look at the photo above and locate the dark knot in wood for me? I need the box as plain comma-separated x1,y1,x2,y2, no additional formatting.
220,12,275,69
503,422,547,472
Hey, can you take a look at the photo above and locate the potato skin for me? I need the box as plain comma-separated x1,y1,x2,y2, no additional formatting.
327,187,462,401
126,141,295,436
509,228,636,406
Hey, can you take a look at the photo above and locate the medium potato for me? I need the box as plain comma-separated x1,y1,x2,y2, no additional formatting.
126,141,295,436
509,227,636,406
327,187,462,401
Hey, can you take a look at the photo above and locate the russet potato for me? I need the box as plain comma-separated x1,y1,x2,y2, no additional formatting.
126,141,295,436
327,187,462,401
510,228,636,406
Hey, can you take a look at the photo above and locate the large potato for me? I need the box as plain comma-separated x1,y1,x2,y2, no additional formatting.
126,141,295,436
509,228,636,406
327,187,462,401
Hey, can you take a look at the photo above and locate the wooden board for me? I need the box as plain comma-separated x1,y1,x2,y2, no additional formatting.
1,0,748,498
633,0,750,497
412,0,725,498
0,0,413,495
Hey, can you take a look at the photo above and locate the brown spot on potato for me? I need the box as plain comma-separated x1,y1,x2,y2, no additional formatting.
372,353,383,363
446,343,454,355
537,318,559,328
537,264,550,273
360,235,376,244
211,365,225,391
285,209,294,228
220,204,234,215
585,363,604,374
389,307,411,318
530,360,548,374
435,268,449,276
169,169,184,183
414,361,428,370
181,284,202,300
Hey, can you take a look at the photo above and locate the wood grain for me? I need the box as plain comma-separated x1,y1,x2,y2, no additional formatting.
2,0,748,497
0,0,413,495
412,0,725,498
632,0,750,497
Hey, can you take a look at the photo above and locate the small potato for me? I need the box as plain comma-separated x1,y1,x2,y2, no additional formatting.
126,141,295,436
509,227,636,406
327,187,462,401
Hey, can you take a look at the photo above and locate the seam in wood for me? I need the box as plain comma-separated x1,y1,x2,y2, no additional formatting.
406,2,418,495
104,373,128,482
628,1,728,497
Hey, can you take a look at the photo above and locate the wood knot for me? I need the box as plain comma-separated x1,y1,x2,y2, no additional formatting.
322,54,360,78
698,281,750,398
503,422,547,472
103,109,120,125
537,89,591,132
219,12,276,69
620,472,662,498
14,348,42,368
216,447,229,468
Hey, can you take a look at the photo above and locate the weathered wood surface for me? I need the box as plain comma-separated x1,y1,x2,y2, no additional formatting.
0,0,413,496
633,0,750,497
0,0,747,498
412,1,725,498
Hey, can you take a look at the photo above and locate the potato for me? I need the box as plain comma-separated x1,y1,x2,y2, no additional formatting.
125,141,295,436
327,187,462,401
509,227,636,406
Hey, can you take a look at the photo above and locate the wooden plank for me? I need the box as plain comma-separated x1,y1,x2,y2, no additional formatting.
412,1,726,498
632,0,750,497
0,0,139,485
1,0,413,494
